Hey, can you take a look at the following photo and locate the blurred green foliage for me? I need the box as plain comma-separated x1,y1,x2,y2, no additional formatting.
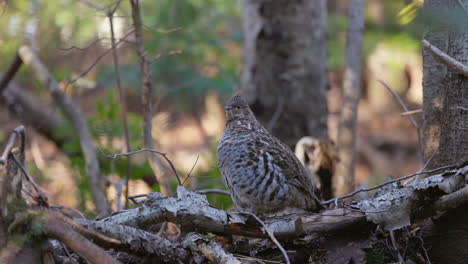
1,0,427,211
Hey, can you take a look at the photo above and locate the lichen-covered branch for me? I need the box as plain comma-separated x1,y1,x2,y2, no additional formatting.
81,164,468,241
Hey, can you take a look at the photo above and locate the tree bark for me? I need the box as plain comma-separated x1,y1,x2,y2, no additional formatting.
241,0,328,147
422,1,468,262
334,0,365,196
130,0,172,197
422,0,468,169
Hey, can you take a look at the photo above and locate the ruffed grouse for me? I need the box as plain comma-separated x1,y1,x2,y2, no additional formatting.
217,94,322,214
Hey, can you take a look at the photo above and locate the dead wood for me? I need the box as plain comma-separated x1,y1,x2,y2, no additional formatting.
0,81,70,147
130,0,173,198
16,46,111,216
335,0,365,196
78,163,467,241
2,126,468,263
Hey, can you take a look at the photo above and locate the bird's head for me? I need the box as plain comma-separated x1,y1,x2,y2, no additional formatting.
224,94,255,121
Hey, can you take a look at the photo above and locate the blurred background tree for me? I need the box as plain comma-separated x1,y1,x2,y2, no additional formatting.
0,0,431,213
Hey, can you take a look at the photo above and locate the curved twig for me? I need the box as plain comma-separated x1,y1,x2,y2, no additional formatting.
105,148,182,185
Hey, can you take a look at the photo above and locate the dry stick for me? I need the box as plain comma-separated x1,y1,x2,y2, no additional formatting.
78,0,107,12
107,4,132,209
10,154,49,207
18,46,111,216
45,210,121,246
0,126,24,164
0,53,22,93
422,39,468,77
106,148,182,185
196,189,230,195
400,109,422,116
41,215,121,264
334,0,365,196
324,164,456,205
266,96,284,131
378,80,423,163
242,212,290,264
182,154,200,186
130,0,173,197
66,29,135,86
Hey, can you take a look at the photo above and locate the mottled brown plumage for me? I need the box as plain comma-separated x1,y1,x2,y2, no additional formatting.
217,94,322,214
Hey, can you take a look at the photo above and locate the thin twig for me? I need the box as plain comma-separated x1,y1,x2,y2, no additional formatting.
0,126,25,164
130,0,173,198
422,39,468,77
196,189,230,196
417,233,432,264
51,205,86,219
182,155,199,186
105,148,182,185
266,96,284,131
400,109,422,116
107,3,132,208
58,37,135,51
379,80,419,129
456,106,468,112
379,80,423,163
457,0,468,14
59,241,80,264
128,193,149,204
65,29,134,86
241,212,290,264
324,164,456,205
11,154,49,207
78,0,107,12
389,230,404,263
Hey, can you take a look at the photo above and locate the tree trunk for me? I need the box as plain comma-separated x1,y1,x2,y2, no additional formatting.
422,0,468,169
334,0,365,197
422,1,468,263
241,0,328,147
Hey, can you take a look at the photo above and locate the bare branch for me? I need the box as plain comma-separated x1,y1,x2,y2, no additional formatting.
105,148,182,185
241,212,290,264
108,7,132,208
0,53,22,93
130,0,173,197
379,80,423,162
0,126,25,164
324,164,456,205
185,233,242,264
11,154,49,207
334,0,365,196
196,189,230,196
182,154,199,185
78,0,107,12
18,46,111,216
66,29,135,86
422,39,468,77
40,214,121,264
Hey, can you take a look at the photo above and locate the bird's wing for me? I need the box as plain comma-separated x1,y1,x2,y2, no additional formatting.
260,132,321,202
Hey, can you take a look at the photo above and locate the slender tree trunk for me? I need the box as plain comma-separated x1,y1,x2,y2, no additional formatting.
422,1,468,263
241,0,328,147
334,0,365,196
422,0,468,169
130,0,172,197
